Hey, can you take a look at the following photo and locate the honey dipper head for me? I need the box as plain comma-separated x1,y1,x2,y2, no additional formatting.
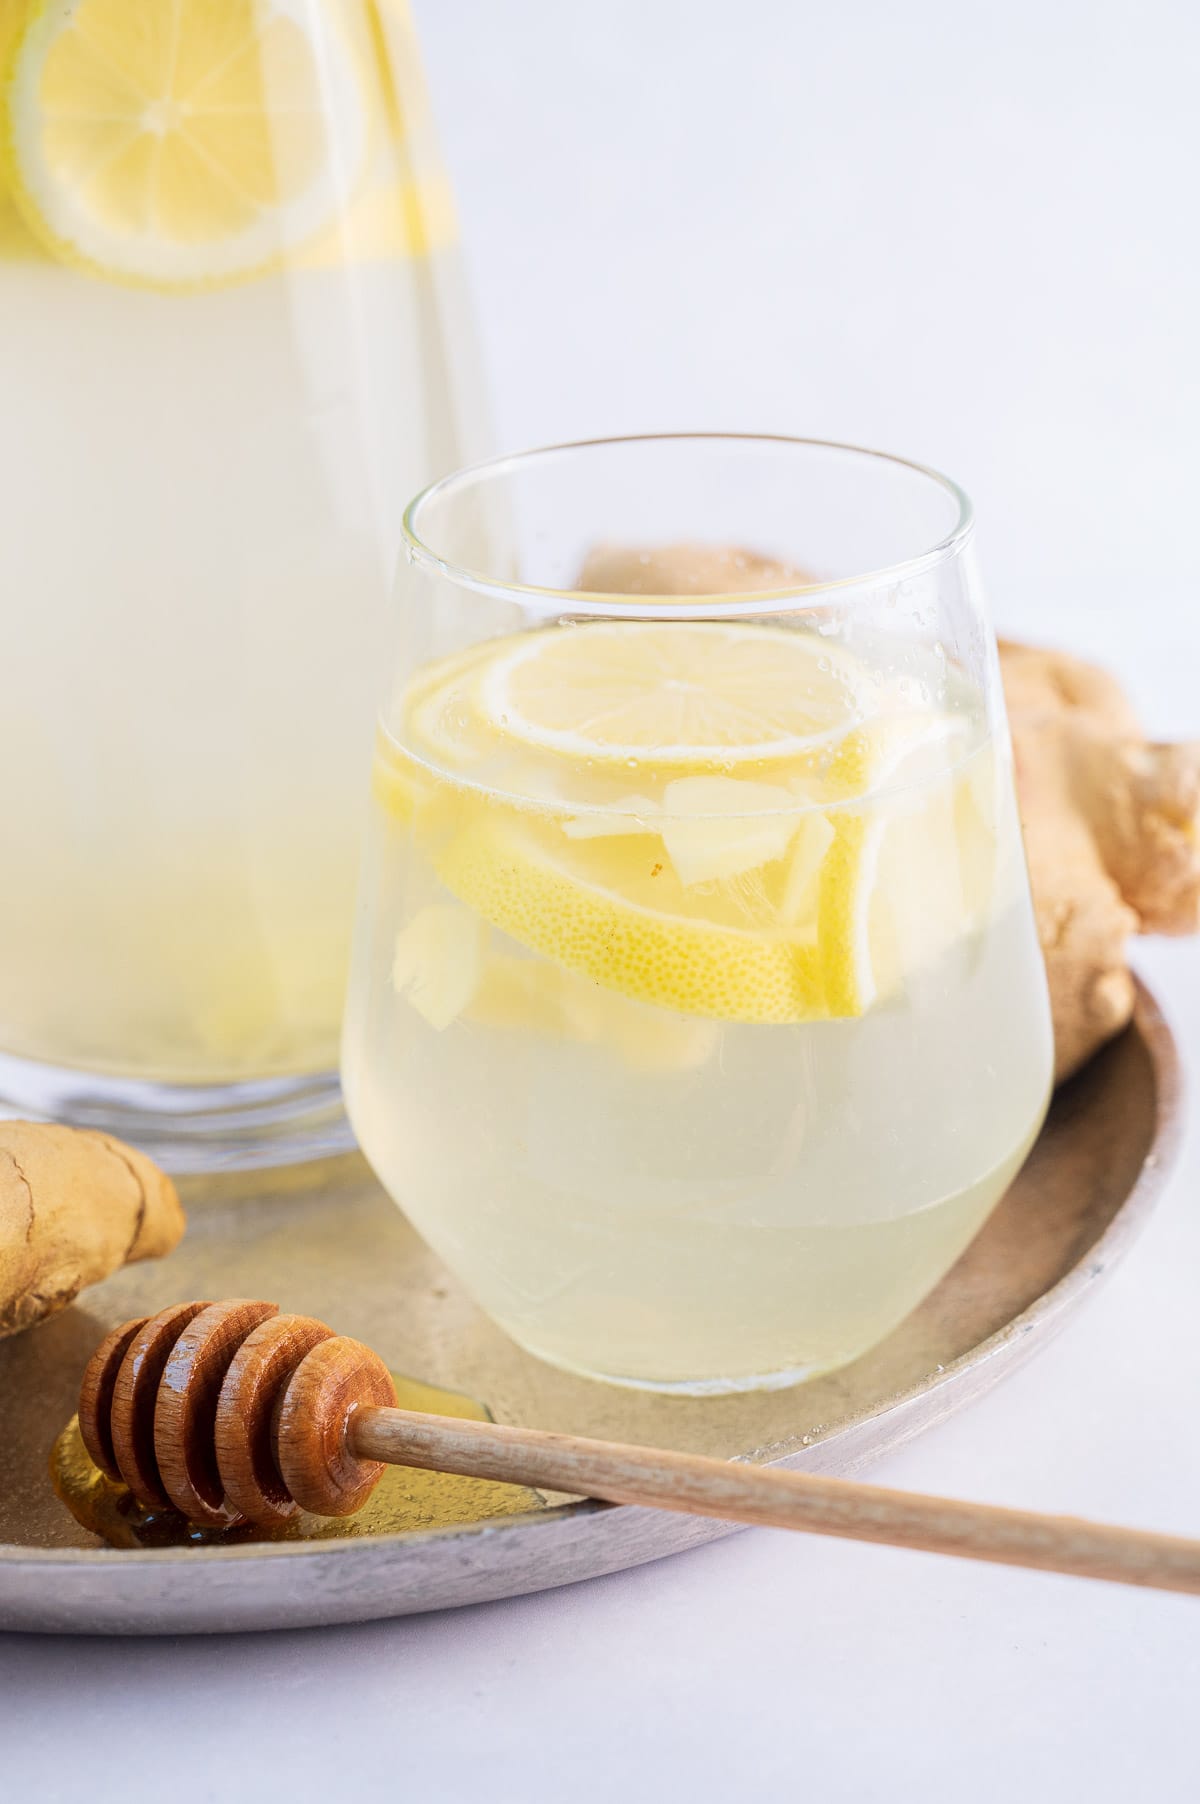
78,1300,398,1528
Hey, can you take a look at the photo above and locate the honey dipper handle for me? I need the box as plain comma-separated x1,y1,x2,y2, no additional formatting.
350,1408,1200,1597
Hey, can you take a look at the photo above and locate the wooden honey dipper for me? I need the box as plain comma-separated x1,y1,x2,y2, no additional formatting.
77,1298,1200,1594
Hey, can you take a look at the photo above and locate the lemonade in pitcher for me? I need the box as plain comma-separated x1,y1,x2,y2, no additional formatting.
0,1,480,1157
342,438,1054,1392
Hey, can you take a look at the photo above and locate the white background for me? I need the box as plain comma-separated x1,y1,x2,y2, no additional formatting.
4,2,1200,1797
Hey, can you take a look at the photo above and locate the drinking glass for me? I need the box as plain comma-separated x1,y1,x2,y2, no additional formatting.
0,1,482,1168
342,435,1054,1393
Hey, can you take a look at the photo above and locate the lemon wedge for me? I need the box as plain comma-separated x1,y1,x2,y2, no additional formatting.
475,621,870,768
3,0,366,286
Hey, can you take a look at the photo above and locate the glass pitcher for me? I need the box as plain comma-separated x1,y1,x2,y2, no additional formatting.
0,1,484,1167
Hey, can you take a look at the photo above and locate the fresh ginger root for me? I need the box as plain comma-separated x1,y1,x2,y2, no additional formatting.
0,1122,184,1338
578,544,1200,1082
1000,641,1200,1078
578,542,809,597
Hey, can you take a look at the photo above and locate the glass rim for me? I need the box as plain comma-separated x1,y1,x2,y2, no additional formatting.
401,432,975,615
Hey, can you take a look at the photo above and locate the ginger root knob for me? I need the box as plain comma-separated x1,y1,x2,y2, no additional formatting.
1000,640,1200,1080
0,1122,184,1339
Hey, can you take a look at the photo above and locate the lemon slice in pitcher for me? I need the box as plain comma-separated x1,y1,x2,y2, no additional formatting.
475,621,872,769
3,0,366,286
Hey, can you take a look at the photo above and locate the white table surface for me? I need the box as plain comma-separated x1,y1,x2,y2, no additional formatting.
4,2,1199,1797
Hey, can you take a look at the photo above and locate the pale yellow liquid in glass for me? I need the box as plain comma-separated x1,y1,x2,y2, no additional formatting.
343,627,1054,1392
0,2,476,1081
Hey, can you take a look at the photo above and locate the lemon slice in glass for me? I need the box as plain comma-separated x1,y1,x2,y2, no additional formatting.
475,621,872,768
435,810,829,1024
3,0,366,286
427,737,979,1023
381,625,981,1025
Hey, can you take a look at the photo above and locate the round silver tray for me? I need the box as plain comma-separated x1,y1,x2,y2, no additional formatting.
0,982,1180,1635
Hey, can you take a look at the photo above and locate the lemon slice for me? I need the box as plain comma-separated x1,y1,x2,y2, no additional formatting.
433,808,847,1024
816,713,978,1012
425,719,981,1023
475,622,870,767
377,626,985,1026
3,0,366,286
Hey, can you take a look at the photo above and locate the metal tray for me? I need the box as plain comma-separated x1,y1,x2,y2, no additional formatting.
0,982,1180,1634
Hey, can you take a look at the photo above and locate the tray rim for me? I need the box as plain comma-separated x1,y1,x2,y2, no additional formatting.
0,977,1182,1586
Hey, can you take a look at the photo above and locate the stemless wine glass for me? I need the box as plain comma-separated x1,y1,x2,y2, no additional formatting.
342,435,1054,1394
0,1,482,1169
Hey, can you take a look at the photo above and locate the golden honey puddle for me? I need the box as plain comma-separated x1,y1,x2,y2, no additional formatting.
52,1372,547,1548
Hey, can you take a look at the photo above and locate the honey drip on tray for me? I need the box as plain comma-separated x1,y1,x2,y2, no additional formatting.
51,1372,548,1548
